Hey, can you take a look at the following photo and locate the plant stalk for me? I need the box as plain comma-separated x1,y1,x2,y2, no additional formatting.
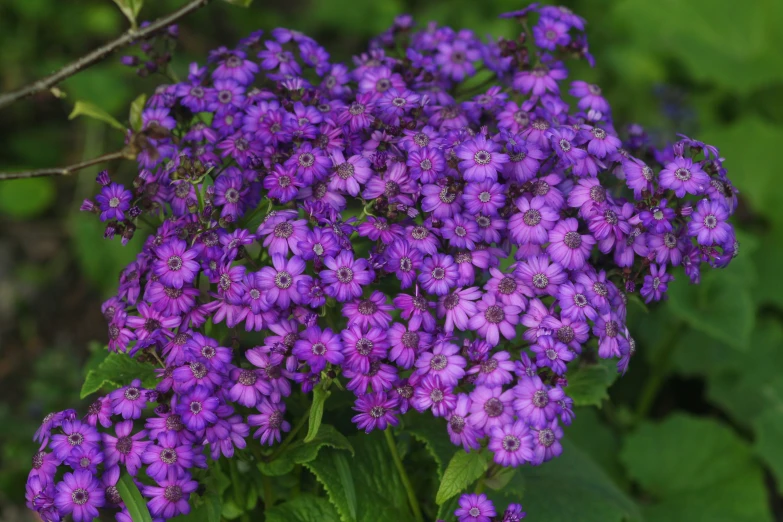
384,428,424,522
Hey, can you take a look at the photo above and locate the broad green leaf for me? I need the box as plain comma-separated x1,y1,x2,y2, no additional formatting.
80,352,158,398
565,360,619,407
621,414,772,522
754,409,783,494
667,266,754,351
221,0,253,6
565,408,626,487
304,433,412,522
305,386,330,443
258,424,353,477
111,0,143,26
0,177,55,218
266,494,341,522
518,439,641,522
117,473,153,522
404,414,454,479
68,100,125,131
129,94,147,132
435,450,489,505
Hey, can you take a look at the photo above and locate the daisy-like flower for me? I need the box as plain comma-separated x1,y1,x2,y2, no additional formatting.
142,473,199,519
489,421,534,467
513,376,564,428
415,341,466,386
659,156,710,197
49,420,101,462
54,470,105,522
413,375,457,417
640,264,674,303
531,418,564,465
468,293,521,346
530,335,574,375
102,420,148,475
256,254,307,308
321,251,374,302
293,326,344,372
456,134,509,182
419,254,459,296
153,239,200,289
688,199,732,246
546,218,596,270
141,431,196,481
455,493,497,522
388,323,432,369
447,394,482,451
351,392,399,433
95,183,132,221
177,386,220,432
516,255,567,297
343,291,394,329
468,386,514,431
438,286,482,332
248,399,291,445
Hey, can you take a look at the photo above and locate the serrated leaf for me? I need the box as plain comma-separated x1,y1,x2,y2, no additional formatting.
221,0,253,6
621,414,772,522
566,361,619,407
80,352,158,398
754,409,783,494
305,386,330,443
117,473,153,522
266,494,341,522
435,450,489,505
258,424,353,477
68,100,125,131
129,94,147,132
404,414,454,480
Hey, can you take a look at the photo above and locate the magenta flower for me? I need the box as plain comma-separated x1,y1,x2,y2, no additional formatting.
293,326,344,372
413,375,457,417
343,291,394,330
54,470,104,522
456,134,509,182
321,251,374,302
456,493,497,522
438,286,482,332
530,335,574,375
256,254,306,308
688,199,732,246
547,218,596,270
102,420,148,475
142,473,199,519
659,156,710,197
415,341,466,386
468,293,521,346
488,420,534,467
248,399,291,445
419,254,459,296
509,197,559,245
468,386,514,431
640,264,674,303
513,376,564,428
352,392,400,433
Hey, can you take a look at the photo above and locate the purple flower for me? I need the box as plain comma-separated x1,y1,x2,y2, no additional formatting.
513,63,567,96
248,399,290,445
141,431,197,481
177,386,220,432
54,470,104,522
394,293,436,332
513,376,564,428
530,335,574,375
447,394,482,451
109,379,147,419
413,375,457,417
547,218,596,270
533,18,570,50
510,197,559,245
659,156,710,197
688,199,732,246
95,183,132,221
49,420,100,462
419,254,459,296
439,286,482,332
640,264,673,303
102,420,148,475
341,326,389,373
257,254,306,308
569,81,609,114
293,326,344,372
142,473,199,519
468,386,514,431
415,341,466,386
321,251,374,302
343,291,394,329
516,255,567,297
228,367,273,407
456,135,509,182
65,446,104,475
489,421,534,467
352,392,399,433
456,493,497,522
468,293,521,346
388,323,431,369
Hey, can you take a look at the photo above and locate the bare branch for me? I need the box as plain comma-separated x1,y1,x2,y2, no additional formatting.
0,150,132,180
0,0,212,111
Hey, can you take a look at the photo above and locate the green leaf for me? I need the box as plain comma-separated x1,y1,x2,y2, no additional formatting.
435,450,489,505
754,409,783,494
305,386,330,443
0,177,55,218
621,414,772,522
518,439,641,522
80,352,158,398
266,494,341,522
68,100,126,131
129,94,147,132
221,0,253,6
304,433,412,522
258,424,353,477
566,360,619,407
117,473,153,522
403,414,454,480
111,0,143,26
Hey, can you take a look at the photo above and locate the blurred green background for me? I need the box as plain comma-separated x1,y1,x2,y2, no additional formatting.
1,0,782,520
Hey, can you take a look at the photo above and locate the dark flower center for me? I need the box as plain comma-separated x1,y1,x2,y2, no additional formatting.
704,215,718,229
484,305,505,324
238,369,257,386
71,488,89,505
167,255,183,271
190,401,203,414
106,485,122,504
532,180,550,196
411,226,429,240
532,273,549,289
430,354,448,371
484,397,504,417
420,159,433,170
401,331,419,348
275,271,293,289
449,415,465,433
593,281,608,297
124,387,141,401
563,231,582,249
298,152,315,167
116,436,133,455
356,339,373,356
532,390,549,408
538,428,555,447
523,209,541,226
443,294,460,310
432,267,446,280
429,389,444,403
502,435,520,452
674,168,691,181
605,320,619,337
557,326,575,343
369,406,385,419
589,185,606,203
189,362,207,379
473,150,491,165
349,103,365,115
311,342,326,356
32,452,45,469
574,293,588,308
164,485,183,502
336,266,354,283
160,449,178,464
358,299,377,315
558,139,571,152
498,276,516,294
166,415,184,431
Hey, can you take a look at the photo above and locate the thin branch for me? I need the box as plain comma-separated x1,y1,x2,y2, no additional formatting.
0,150,131,180
0,0,212,111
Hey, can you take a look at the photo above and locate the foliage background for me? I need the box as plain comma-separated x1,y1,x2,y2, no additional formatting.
1,0,782,520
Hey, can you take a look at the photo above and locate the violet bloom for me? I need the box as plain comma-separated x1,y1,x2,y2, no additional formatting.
142,473,199,519
419,254,459,296
141,431,196,481
248,399,290,445
293,326,344,372
456,134,509,182
639,200,676,234
256,254,306,308
468,386,514,431
352,392,399,433
640,264,674,303
488,421,534,467
530,335,574,375
49,420,100,461
557,281,597,321
66,445,104,475
516,255,567,297
463,180,506,216
509,197,559,245
413,375,457,417
688,199,732,246
455,493,497,522
109,379,147,419
468,293,521,346
421,183,463,218
228,367,273,407
531,419,564,465
329,150,373,196
394,293,437,332
54,470,104,522
177,386,220,432
442,214,481,249
95,183,132,221
384,240,424,289
415,341,466,386
321,251,374,302
152,239,200,289
569,81,610,113
447,394,481,451
513,63,567,96
259,214,310,257
343,291,394,329
659,156,710,197
341,326,389,374
439,286,482,332
513,376,564,428
467,351,515,388
102,420,148,475
547,218,596,270
388,323,432,369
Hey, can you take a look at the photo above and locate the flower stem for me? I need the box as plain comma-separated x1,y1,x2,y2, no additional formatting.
635,321,685,421
384,428,424,522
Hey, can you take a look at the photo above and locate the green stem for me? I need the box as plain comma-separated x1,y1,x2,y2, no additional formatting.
266,409,310,462
635,322,685,421
262,474,274,509
384,428,424,522
474,474,486,495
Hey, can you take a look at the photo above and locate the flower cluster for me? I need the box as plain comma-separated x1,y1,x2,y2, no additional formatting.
29,4,738,521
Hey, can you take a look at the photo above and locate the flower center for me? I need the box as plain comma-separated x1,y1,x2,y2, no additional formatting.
484,397,504,417
414,133,429,146
563,231,582,249
432,267,446,280
653,277,661,290
439,187,456,204
411,226,429,240
538,428,555,447
557,325,575,343
164,485,183,502
116,436,133,455
124,387,141,401
167,255,183,271
349,102,365,115
498,276,517,294
429,389,444,403
401,331,419,348
704,215,718,229
532,390,549,408
532,273,549,289
311,342,326,356
430,355,448,371
189,362,207,379
605,320,619,337
298,152,315,167
559,139,571,152
420,159,432,170
356,339,373,356
219,273,232,291
238,369,257,386
473,150,491,165
443,294,460,310
593,282,608,297
71,488,89,505
523,209,542,226
455,226,467,237
590,185,606,203
370,406,386,419
79,457,91,468
358,299,377,315
592,128,607,139
161,449,178,464
484,305,505,324
337,267,354,283
109,197,121,208
190,401,203,414
166,415,184,431
449,415,465,433
502,435,520,452
532,180,550,196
